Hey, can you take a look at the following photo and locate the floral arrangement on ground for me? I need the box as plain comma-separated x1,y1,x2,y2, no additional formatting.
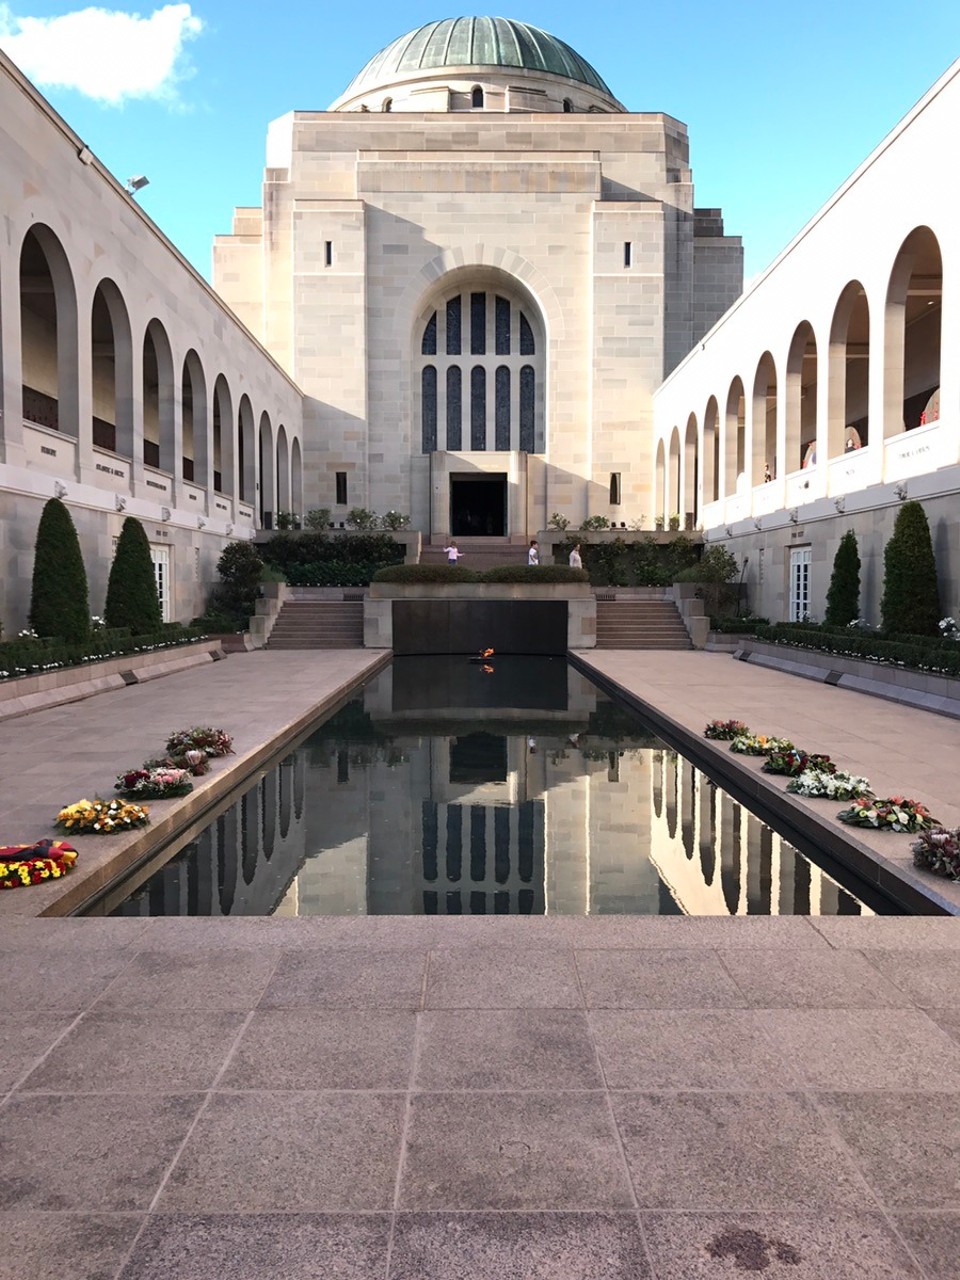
837,796,938,834
704,719,751,741
729,733,794,756
763,749,835,778
55,798,150,835
786,769,873,801
115,767,193,800
912,827,960,881
165,726,233,759
0,839,78,889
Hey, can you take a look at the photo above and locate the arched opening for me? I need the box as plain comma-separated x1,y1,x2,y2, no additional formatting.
19,225,79,437
751,352,777,486
562,98,573,113
884,226,942,438
668,427,681,521
90,279,133,457
471,85,484,109
291,437,303,514
703,396,719,503
212,375,233,495
237,395,255,503
258,412,274,525
655,439,666,522
416,275,546,455
786,322,818,473
181,350,207,484
683,413,698,528
382,97,392,112
142,319,174,472
828,282,870,459
276,424,290,513
724,377,745,495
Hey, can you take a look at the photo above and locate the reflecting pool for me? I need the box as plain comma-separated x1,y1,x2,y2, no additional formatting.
109,658,893,917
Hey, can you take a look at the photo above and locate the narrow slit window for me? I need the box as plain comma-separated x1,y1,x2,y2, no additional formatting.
472,85,484,109
324,241,333,267
624,242,632,268
335,471,347,505
610,472,622,505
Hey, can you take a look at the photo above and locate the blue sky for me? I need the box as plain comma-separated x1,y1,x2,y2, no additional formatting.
2,1,959,281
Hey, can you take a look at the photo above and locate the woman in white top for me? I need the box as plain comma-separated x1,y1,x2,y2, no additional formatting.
445,541,462,564
569,544,583,570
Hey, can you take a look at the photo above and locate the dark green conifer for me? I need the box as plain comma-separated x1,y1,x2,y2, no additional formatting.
880,501,941,636
104,517,162,634
29,497,90,644
824,530,861,626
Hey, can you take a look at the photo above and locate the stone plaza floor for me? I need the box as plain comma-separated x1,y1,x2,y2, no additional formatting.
0,648,958,1278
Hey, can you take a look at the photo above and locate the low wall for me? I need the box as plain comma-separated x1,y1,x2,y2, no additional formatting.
365,583,595,653
0,640,225,722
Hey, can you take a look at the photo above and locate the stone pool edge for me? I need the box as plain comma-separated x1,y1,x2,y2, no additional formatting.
569,652,960,917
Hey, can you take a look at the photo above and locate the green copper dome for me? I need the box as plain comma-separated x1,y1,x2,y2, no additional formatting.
341,17,614,98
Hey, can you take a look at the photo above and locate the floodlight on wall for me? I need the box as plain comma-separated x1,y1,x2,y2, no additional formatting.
834,497,845,513
77,144,93,165
115,494,126,512
894,483,908,501
125,175,149,195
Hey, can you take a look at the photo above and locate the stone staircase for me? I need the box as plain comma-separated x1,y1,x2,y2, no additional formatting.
420,537,531,572
266,600,364,649
595,597,693,650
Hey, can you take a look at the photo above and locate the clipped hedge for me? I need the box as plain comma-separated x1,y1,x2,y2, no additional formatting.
709,616,770,635
555,535,699,586
372,564,479,584
372,564,589,585
755,622,960,677
261,532,404,586
0,626,207,681
481,565,589,584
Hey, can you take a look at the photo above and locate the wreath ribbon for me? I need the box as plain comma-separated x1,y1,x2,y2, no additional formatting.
0,839,78,889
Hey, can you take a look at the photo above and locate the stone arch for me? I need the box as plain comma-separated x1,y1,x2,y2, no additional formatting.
668,426,681,521
828,281,870,459
276,423,290,512
884,226,942,438
724,376,745,495
181,349,207,485
291,436,303,513
703,396,719,503
19,224,79,438
683,413,698,528
258,411,274,524
237,394,256,503
751,352,778,486
786,321,818,473
142,318,175,472
212,374,234,495
655,438,666,522
90,278,134,458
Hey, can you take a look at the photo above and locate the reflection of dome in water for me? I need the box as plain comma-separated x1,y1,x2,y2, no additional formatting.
341,17,614,98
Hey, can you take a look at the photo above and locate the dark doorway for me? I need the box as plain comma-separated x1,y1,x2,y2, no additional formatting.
450,474,507,536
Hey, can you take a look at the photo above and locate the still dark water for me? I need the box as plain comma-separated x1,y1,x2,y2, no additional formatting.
108,658,892,918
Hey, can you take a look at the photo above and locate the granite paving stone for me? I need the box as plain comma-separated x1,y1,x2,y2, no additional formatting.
811,918,960,949
611,1092,870,1211
0,1212,145,1280
640,1212,925,1279
90,949,280,1013
424,947,582,1008
155,1092,406,1212
0,1012,74,1087
259,948,427,1010
219,1009,417,1090
0,951,135,1013
861,948,960,1008
0,1092,204,1210
891,1214,960,1280
576,948,745,1009
718,947,914,1008
21,1012,246,1093
118,1213,393,1280
818,1093,960,1210
415,1009,602,1091
590,1009,799,1090
756,1009,960,1089
927,1008,960,1044
387,1212,652,1279
400,1092,633,1210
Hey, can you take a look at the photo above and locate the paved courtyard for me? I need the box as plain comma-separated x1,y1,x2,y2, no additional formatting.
0,649,958,1277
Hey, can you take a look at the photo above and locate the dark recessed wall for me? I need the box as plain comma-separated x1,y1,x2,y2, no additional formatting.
392,600,568,656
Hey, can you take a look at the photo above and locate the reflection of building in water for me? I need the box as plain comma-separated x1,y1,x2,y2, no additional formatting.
117,756,308,917
647,750,871,916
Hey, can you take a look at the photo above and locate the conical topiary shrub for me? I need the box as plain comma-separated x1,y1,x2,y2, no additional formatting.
104,517,162,634
29,497,90,644
824,530,861,626
880,500,941,637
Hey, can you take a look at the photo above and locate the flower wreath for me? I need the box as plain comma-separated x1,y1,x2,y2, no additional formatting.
0,839,78,890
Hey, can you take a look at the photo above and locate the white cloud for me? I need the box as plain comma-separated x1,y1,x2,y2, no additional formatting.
0,3,203,105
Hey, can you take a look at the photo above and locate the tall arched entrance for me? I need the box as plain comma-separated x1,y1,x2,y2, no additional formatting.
415,270,545,538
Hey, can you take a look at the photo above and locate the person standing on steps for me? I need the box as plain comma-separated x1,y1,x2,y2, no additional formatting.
527,539,540,566
568,543,582,569
445,540,462,564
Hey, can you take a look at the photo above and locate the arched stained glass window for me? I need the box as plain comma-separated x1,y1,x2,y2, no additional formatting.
519,314,535,356
421,366,437,452
519,365,535,452
446,366,462,450
422,312,437,355
495,366,510,450
471,367,486,450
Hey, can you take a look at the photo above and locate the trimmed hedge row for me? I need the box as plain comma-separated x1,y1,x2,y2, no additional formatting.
709,616,770,635
372,564,589,585
260,532,404,586
0,626,207,681
755,622,960,677
554,536,700,586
